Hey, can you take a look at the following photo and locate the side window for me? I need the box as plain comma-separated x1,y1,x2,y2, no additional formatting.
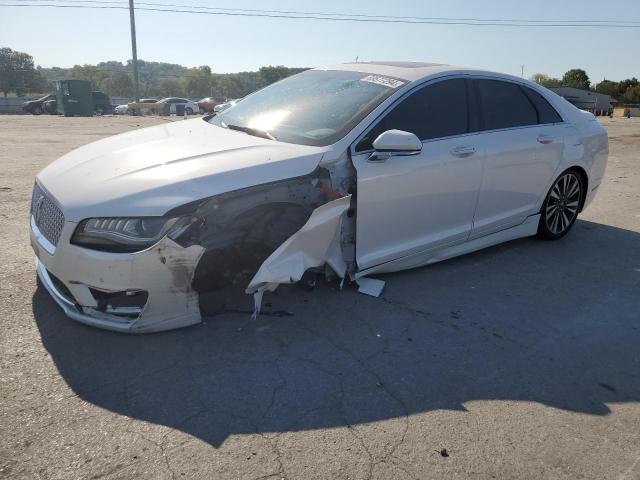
356,78,468,151
522,87,563,124
476,79,538,131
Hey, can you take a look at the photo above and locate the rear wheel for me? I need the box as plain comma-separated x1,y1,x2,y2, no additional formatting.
186,107,194,115
538,170,583,240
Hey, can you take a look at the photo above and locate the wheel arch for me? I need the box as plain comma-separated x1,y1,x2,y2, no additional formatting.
566,165,589,212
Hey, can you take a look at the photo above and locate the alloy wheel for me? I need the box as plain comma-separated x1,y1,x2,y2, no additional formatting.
545,172,581,235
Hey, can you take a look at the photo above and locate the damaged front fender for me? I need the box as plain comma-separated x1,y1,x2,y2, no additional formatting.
246,195,352,316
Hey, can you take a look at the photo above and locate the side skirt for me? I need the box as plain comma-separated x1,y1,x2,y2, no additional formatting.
355,214,541,278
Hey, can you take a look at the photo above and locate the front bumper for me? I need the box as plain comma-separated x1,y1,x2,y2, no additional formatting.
31,217,205,333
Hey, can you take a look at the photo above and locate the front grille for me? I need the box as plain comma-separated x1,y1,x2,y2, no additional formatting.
31,183,65,246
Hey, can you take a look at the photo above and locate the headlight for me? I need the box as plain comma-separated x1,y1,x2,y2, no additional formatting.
71,217,186,253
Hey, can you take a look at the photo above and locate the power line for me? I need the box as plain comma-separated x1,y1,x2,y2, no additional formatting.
9,0,640,24
2,1,640,27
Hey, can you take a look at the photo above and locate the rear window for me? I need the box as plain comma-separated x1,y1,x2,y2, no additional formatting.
522,87,563,124
476,79,538,131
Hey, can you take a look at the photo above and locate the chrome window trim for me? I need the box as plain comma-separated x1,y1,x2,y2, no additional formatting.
350,73,567,156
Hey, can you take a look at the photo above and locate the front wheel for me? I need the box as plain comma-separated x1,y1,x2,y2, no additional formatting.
185,107,194,115
538,170,583,240
32,105,43,115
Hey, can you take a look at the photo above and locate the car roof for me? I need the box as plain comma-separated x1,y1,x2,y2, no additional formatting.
314,61,510,83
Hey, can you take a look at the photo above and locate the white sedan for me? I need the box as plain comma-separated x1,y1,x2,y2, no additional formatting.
113,104,128,115
157,97,199,115
30,62,608,332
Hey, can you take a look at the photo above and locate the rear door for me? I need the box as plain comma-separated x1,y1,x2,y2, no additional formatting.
352,77,484,270
470,78,565,238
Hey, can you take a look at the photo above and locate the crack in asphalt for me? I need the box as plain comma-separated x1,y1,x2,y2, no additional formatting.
125,427,178,480
290,313,412,478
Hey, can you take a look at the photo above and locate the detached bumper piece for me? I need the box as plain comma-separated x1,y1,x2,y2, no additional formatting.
246,195,351,318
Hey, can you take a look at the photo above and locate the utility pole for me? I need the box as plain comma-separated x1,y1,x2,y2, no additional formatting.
129,0,140,102
521,65,525,78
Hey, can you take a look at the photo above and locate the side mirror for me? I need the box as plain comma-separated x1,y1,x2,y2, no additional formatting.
369,130,422,162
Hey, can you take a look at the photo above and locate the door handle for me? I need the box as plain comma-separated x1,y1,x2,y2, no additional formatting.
450,146,476,158
537,135,554,144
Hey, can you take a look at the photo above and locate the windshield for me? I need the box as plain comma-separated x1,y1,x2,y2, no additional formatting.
210,70,405,146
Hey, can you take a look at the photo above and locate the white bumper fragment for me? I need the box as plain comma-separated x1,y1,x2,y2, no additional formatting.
246,195,351,317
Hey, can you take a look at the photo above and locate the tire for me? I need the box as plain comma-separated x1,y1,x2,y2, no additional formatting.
538,169,583,240
32,105,43,115
186,107,194,115
199,107,205,115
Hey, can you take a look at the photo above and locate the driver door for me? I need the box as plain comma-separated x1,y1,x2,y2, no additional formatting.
352,77,484,270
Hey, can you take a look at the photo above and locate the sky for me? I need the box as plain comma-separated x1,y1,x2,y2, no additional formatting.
1,0,639,82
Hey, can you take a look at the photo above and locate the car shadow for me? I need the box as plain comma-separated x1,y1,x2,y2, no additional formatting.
32,220,640,447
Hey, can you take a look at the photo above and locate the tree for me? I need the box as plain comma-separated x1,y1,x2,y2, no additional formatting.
258,65,307,88
0,47,46,96
622,84,640,104
594,79,619,98
258,65,291,85
157,78,184,98
530,73,549,84
530,73,562,88
617,78,639,99
183,66,211,98
66,64,110,91
104,72,134,97
214,75,244,99
562,69,590,90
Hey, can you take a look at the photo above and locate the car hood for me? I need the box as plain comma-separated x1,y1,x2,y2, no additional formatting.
37,118,325,221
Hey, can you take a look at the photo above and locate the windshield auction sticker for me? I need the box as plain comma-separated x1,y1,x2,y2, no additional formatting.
360,75,406,89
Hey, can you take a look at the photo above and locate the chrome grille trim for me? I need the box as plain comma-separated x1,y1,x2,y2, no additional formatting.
31,183,65,247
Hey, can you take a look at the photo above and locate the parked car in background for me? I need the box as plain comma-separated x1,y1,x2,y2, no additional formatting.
197,96,228,114
43,98,58,115
29,62,608,333
157,97,199,115
39,91,114,115
113,104,129,115
213,98,240,113
114,99,157,115
22,94,56,115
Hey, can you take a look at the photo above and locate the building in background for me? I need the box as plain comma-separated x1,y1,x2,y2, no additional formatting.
549,87,614,115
